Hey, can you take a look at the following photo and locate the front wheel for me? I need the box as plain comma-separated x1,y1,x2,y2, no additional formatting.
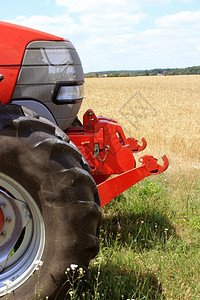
0,172,45,295
0,104,101,299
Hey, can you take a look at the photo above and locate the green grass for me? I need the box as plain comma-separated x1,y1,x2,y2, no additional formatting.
66,170,200,299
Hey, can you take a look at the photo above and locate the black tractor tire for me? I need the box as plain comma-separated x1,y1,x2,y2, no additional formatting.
0,104,101,299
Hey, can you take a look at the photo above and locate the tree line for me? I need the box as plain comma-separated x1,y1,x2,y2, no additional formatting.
85,66,200,78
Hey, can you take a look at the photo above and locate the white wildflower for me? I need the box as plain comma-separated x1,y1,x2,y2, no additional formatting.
34,260,43,266
70,264,78,270
3,280,12,286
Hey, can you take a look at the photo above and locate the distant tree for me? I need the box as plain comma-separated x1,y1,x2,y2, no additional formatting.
84,65,200,78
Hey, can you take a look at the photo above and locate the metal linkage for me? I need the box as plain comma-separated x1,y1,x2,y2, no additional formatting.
67,109,147,183
127,137,147,152
97,155,169,207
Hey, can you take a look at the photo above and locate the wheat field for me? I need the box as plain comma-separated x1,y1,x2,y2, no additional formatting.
79,75,200,173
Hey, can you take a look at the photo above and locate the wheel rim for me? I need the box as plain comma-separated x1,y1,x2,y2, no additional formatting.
0,172,45,296
0,207,4,232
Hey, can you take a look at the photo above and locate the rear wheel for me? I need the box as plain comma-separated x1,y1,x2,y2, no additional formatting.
0,104,101,299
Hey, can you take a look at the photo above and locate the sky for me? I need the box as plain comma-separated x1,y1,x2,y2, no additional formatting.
1,0,200,72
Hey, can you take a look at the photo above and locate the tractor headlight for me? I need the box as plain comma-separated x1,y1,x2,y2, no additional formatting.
52,82,84,104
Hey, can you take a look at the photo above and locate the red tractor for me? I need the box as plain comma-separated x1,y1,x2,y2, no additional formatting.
0,22,168,299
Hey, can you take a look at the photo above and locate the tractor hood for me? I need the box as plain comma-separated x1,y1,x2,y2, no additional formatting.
0,22,84,130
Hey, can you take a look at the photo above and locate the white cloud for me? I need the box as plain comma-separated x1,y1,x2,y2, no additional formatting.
4,4,200,72
179,0,193,3
56,0,136,12
56,0,171,12
79,12,146,34
129,11,200,69
156,10,200,28
4,8,147,53
5,14,75,37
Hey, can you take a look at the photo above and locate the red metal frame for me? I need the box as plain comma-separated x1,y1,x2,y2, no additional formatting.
67,109,169,206
67,109,147,183
98,155,168,206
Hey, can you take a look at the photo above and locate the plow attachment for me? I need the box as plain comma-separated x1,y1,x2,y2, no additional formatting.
67,109,169,206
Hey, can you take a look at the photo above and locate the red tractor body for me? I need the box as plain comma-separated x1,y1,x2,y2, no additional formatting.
0,21,168,298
